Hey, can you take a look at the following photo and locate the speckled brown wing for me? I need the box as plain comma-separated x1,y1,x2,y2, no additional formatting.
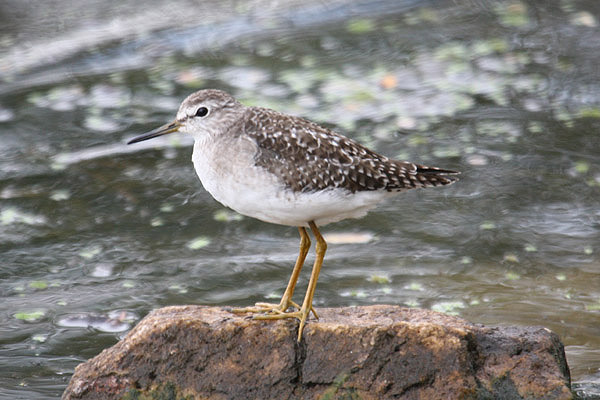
243,107,459,193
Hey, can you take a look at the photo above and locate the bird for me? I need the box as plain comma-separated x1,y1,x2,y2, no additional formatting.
127,89,459,341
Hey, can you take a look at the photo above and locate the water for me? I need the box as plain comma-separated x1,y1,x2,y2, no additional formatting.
1,0,599,398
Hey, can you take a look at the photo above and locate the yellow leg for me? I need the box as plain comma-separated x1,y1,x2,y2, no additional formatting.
231,226,317,318
296,221,327,341
263,226,311,312
254,221,327,342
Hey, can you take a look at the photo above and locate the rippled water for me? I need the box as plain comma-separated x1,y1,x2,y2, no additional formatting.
1,0,599,398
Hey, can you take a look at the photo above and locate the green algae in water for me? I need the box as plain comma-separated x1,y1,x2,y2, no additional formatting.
32,334,48,343
505,271,520,280
406,282,424,291
50,189,70,201
574,161,590,174
405,299,420,308
150,217,164,227
472,38,510,56
264,291,281,300
349,290,367,298
169,285,188,294
585,300,600,311
346,18,375,34
578,107,600,119
496,1,530,28
369,275,390,284
431,301,465,316
479,221,497,230
28,281,48,290
79,246,102,260
160,203,175,213
0,207,46,225
186,236,211,250
213,209,243,222
14,310,45,322
524,244,537,252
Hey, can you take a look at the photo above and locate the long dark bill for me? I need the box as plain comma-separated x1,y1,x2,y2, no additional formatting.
127,121,181,144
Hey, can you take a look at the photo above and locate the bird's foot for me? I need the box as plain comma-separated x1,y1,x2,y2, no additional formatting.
252,305,312,342
230,300,318,319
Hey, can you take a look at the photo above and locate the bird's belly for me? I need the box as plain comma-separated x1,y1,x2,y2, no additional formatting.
194,158,391,227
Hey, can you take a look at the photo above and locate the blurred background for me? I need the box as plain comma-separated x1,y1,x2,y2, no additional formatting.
1,0,599,398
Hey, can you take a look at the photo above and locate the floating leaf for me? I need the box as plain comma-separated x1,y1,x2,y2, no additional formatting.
505,271,520,280
574,161,590,174
406,282,424,291
431,301,465,315
405,299,420,308
466,154,488,166
460,256,473,264
379,74,397,89
0,207,46,225
524,244,537,252
168,285,188,294
350,290,367,298
323,232,374,244
160,203,174,213
213,209,243,222
585,301,600,311
80,246,102,260
369,275,390,284
150,217,164,227
571,11,598,27
14,310,45,322
90,263,114,278
479,221,496,230
346,18,375,34
579,108,600,119
497,2,529,28
187,236,211,250
50,190,70,201
28,281,48,290
32,334,48,343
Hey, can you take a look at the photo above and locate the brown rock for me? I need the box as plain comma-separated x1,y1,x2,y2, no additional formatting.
62,305,572,400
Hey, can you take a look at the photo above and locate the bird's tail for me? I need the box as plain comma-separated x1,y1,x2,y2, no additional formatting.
414,164,460,187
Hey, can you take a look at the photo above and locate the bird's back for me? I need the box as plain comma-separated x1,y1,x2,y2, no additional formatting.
242,106,458,195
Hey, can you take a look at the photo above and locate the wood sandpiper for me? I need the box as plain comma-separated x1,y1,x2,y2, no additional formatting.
127,89,459,341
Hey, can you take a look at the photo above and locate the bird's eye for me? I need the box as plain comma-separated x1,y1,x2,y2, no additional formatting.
195,107,209,117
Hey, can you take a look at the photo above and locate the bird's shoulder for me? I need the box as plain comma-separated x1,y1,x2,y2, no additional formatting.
242,106,389,165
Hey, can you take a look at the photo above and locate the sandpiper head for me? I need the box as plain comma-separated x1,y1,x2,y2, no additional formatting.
127,89,242,144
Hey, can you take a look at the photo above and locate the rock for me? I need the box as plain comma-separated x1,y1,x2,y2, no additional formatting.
62,305,571,400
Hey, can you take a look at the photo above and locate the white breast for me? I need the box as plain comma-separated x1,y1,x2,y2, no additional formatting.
191,137,393,227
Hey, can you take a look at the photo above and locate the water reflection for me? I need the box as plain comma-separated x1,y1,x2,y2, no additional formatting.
1,0,599,398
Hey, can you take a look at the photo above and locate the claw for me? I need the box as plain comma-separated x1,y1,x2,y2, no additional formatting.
230,300,318,319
